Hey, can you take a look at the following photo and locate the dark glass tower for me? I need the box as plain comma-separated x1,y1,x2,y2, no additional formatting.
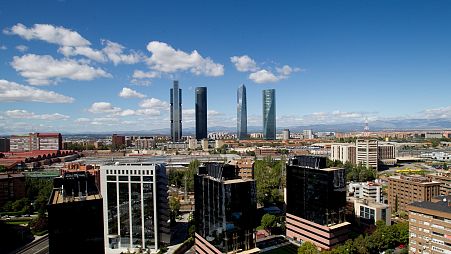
237,84,247,140
262,89,276,140
195,87,207,140
170,81,182,142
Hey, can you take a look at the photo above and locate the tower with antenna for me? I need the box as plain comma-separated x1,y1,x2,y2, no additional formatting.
363,117,369,137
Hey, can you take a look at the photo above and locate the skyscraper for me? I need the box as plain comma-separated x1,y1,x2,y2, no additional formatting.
170,81,182,142
195,87,207,140
237,84,247,140
262,89,276,140
286,156,349,250
101,164,171,253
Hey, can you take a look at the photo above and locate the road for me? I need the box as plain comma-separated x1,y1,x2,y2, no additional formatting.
12,235,49,254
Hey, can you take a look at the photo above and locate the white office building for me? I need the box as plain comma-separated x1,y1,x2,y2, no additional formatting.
100,164,170,254
356,139,378,170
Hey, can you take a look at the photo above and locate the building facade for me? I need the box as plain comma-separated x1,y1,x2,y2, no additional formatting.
100,164,170,254
408,196,451,254
427,172,451,196
170,80,182,142
48,171,104,254
286,156,350,250
195,87,207,140
237,84,248,140
353,198,391,226
0,173,25,208
0,137,10,152
111,134,125,150
10,133,62,152
262,89,276,140
356,139,378,170
283,129,290,141
348,182,384,203
330,144,356,165
388,175,441,213
194,163,258,254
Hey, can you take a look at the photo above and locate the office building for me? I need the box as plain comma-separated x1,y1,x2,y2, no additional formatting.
330,144,356,165
282,129,290,141
378,143,397,167
134,137,156,150
408,196,451,254
0,137,10,152
262,89,276,140
427,172,451,196
48,171,104,254
356,139,378,170
10,133,62,152
195,87,207,140
0,173,25,208
170,80,182,142
348,181,383,203
353,198,391,226
111,134,125,150
286,156,350,250
237,84,247,140
100,164,170,254
303,129,314,140
236,158,254,179
194,163,258,254
388,175,441,213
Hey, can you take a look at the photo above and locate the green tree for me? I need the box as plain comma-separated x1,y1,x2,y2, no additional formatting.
298,241,319,254
260,214,277,231
168,195,181,225
254,157,283,205
185,160,200,192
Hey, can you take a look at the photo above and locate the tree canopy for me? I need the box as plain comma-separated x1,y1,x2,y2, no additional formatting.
254,157,283,205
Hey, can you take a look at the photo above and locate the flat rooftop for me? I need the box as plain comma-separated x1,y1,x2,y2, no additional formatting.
50,188,102,205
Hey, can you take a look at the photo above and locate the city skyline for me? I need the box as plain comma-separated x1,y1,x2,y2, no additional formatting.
1,1,451,134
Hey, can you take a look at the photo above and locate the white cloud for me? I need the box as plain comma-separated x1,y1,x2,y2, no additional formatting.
139,98,169,110
5,23,90,47
0,79,74,103
276,65,301,76
0,45,7,50
119,87,146,99
248,69,280,83
88,102,121,114
75,118,90,123
145,41,224,76
5,109,69,120
15,45,28,52
230,55,258,72
421,106,451,119
102,40,142,65
131,79,152,86
11,54,111,85
132,70,159,79
58,46,106,62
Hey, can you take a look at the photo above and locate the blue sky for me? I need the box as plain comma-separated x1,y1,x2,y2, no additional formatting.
0,0,450,134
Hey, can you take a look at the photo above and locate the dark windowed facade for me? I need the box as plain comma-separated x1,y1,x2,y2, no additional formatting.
170,81,182,142
194,163,258,254
262,89,276,140
195,87,207,140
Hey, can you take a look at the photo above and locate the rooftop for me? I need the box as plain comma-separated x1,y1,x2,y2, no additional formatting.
50,188,102,205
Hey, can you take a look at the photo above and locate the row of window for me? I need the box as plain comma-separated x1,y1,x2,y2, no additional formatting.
105,169,154,176
107,175,153,182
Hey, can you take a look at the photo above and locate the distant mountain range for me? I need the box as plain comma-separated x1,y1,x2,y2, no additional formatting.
60,118,451,136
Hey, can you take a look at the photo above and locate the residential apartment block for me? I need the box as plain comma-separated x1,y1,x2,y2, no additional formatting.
10,133,62,152
427,172,451,196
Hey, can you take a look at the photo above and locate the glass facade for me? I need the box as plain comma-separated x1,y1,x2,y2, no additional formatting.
195,87,207,140
170,81,182,142
103,165,169,253
262,89,276,140
237,84,247,140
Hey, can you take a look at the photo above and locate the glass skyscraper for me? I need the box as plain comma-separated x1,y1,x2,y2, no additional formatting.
262,89,276,140
101,164,170,254
170,80,182,142
237,84,247,140
195,87,207,140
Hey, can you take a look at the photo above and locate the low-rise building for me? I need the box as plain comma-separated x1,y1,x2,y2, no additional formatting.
388,175,441,213
0,173,25,208
428,172,451,196
348,182,383,203
353,198,391,226
407,195,451,254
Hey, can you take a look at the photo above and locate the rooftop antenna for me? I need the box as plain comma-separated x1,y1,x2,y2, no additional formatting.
363,117,370,137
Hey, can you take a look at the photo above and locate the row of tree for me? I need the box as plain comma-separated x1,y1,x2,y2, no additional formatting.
327,158,377,182
298,221,409,254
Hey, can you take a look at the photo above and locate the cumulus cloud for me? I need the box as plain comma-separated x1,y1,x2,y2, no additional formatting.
88,102,121,114
101,40,142,65
11,54,111,85
0,79,74,103
276,65,302,76
0,45,7,50
248,69,279,83
4,23,90,47
230,55,258,72
145,41,224,76
139,98,169,110
119,87,146,99
421,106,451,119
5,109,69,120
132,70,159,79
15,45,28,52
58,46,106,62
